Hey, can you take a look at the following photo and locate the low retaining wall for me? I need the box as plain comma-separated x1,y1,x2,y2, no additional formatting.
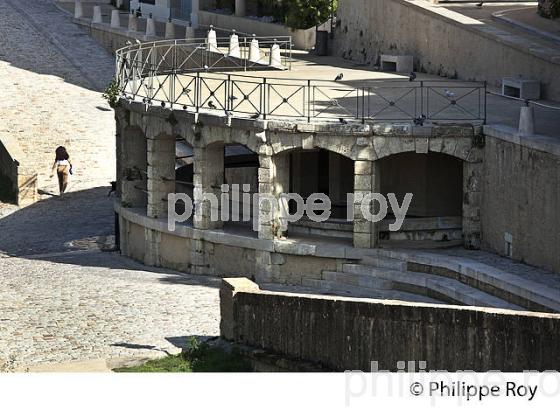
220,278,560,371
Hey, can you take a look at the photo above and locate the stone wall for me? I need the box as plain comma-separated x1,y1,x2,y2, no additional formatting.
220,278,560,371
0,136,38,206
333,0,560,100
481,128,560,273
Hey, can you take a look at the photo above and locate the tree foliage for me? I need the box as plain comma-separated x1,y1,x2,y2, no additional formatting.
265,0,337,29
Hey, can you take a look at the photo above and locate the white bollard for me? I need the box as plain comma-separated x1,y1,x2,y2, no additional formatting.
165,19,175,39
228,30,240,58
111,10,120,28
146,14,156,37
128,11,138,32
92,6,102,24
207,25,219,53
269,40,282,68
74,0,83,19
518,105,535,135
249,34,260,63
185,24,195,39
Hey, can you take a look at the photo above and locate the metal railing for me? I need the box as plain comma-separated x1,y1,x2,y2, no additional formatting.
116,39,486,124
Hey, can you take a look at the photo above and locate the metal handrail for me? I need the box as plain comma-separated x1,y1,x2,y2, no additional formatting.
116,39,487,124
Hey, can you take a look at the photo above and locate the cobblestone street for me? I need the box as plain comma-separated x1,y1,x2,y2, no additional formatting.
0,251,220,371
0,0,221,371
0,0,116,197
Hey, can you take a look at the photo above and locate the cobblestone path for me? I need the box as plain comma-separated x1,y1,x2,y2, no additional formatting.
0,1,221,371
0,0,116,196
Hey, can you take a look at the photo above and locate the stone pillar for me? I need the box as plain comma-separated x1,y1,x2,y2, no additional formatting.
518,106,535,135
146,134,175,218
235,0,246,17
257,153,275,240
353,160,380,248
165,19,175,39
128,11,138,32
193,143,224,230
111,9,121,28
146,14,156,37
273,153,290,238
120,126,148,209
463,161,482,249
92,5,102,24
185,24,195,39
228,30,240,59
248,35,260,63
74,0,83,19
190,0,200,29
269,41,282,68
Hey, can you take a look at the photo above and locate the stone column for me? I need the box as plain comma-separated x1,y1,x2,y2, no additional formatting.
120,126,148,209
273,153,290,238
256,153,275,240
190,0,200,28
463,161,482,249
353,159,380,248
193,143,224,230
147,134,175,218
235,0,246,17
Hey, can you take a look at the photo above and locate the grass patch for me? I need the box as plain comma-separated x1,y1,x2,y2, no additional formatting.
113,338,252,373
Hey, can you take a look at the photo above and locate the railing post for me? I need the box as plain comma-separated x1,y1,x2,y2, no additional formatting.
362,87,366,124
420,80,425,119
227,74,231,111
196,71,200,113
262,77,267,119
483,81,487,125
307,79,311,123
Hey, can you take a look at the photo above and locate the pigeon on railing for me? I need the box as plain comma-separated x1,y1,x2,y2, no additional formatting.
444,89,456,98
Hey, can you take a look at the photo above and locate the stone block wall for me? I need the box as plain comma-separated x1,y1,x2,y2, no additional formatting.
220,278,560,371
481,131,560,273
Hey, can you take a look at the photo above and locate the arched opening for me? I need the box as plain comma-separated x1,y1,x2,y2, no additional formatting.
378,151,463,246
278,148,354,240
223,143,259,233
120,126,147,210
174,138,194,220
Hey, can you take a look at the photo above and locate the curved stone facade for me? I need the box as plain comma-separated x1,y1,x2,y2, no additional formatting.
114,100,483,282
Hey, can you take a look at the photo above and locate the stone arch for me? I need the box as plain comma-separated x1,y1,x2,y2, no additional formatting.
374,136,478,163
269,135,359,161
374,150,481,249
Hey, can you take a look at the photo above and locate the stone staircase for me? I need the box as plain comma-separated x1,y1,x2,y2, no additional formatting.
303,254,524,310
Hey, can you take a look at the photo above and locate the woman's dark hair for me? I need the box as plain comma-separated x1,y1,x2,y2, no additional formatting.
55,146,69,161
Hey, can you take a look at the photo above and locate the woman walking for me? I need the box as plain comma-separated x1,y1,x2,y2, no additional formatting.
50,146,72,195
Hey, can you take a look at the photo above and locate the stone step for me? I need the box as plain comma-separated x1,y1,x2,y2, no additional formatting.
376,249,560,313
359,255,407,271
338,263,522,310
321,270,393,290
300,278,440,304
368,269,523,310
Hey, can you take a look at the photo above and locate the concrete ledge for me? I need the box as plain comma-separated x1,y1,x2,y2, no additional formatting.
483,124,560,156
